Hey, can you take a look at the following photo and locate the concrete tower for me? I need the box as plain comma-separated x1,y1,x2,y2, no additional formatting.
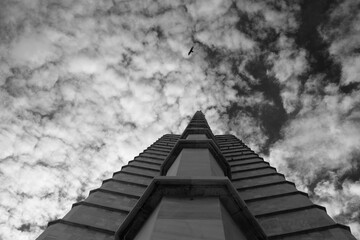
37,111,356,240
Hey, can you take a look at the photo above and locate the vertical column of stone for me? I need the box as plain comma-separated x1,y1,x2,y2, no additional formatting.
116,112,267,240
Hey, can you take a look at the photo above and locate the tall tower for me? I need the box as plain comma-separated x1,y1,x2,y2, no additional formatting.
37,111,356,240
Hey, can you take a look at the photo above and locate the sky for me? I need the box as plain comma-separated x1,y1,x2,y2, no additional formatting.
0,0,359,239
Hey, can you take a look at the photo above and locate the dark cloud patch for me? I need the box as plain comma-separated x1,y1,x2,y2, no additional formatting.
244,56,287,152
339,153,360,183
41,192,55,200
28,110,56,121
295,0,342,84
149,25,165,40
75,195,86,202
235,10,279,49
340,82,360,94
17,223,31,232
121,53,133,67
200,42,227,69
235,10,261,39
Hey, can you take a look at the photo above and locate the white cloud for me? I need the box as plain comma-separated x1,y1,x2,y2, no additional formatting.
268,36,308,113
269,92,360,184
227,92,272,152
67,55,106,75
268,83,360,234
341,57,360,85
187,0,232,21
349,222,360,240
312,178,360,239
235,0,299,32
196,27,256,51
229,111,268,153
10,33,59,68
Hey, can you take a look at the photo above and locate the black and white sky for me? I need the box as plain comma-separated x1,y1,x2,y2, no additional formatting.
0,0,360,239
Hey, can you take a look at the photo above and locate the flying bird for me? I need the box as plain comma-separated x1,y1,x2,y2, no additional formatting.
188,46,194,55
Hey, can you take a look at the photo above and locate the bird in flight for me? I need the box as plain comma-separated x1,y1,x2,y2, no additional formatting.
188,46,194,55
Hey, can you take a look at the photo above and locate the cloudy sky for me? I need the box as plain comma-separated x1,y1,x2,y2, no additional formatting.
0,0,360,239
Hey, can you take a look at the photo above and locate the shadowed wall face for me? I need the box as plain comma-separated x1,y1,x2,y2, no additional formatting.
134,197,247,240
166,148,224,177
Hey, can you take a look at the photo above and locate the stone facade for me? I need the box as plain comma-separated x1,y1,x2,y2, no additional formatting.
36,111,356,240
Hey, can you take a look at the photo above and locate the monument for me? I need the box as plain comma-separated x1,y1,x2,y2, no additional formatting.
36,111,356,240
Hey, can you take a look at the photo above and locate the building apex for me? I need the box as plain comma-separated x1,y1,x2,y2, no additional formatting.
192,110,205,119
